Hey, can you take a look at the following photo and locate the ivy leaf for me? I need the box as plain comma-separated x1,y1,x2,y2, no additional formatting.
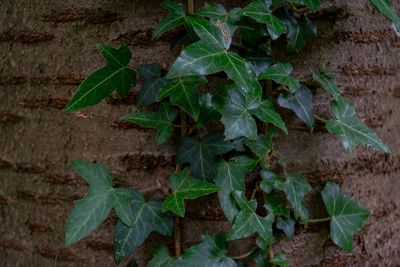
153,1,187,39
245,129,276,163
278,85,315,128
369,0,400,32
313,67,341,100
276,217,296,239
162,169,220,217
156,76,206,120
326,97,390,153
167,40,261,94
321,182,370,252
114,189,173,264
122,102,177,145
228,191,274,244
149,234,237,267
137,64,169,108
265,193,290,218
279,9,317,53
188,17,230,49
249,57,274,76
63,44,136,112
196,93,221,128
65,161,136,246
284,175,312,224
260,170,285,193
252,99,288,134
241,0,287,40
270,252,289,267
259,62,300,93
177,132,234,180
214,157,257,222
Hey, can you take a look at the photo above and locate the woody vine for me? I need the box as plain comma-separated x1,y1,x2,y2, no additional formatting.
62,0,398,266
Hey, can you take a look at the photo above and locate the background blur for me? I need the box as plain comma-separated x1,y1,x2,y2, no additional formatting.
0,0,399,266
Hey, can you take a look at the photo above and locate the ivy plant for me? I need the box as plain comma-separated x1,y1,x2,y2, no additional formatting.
63,0,396,265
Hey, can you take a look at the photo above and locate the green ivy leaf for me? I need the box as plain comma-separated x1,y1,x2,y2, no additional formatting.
214,157,257,222
196,93,221,128
148,234,237,267
270,252,289,267
162,169,220,217
252,99,288,134
326,97,390,153
122,102,178,145
137,64,169,108
260,170,285,193
188,17,231,49
370,0,400,32
278,85,315,128
265,192,290,218
241,0,287,40
279,9,317,53
114,189,173,264
153,1,187,39
284,175,312,224
245,129,276,163
276,217,296,239
177,132,234,180
249,57,274,76
156,76,206,120
321,182,370,252
167,40,261,94
313,67,341,100
65,161,136,246
63,44,136,112
228,191,274,244
259,62,300,93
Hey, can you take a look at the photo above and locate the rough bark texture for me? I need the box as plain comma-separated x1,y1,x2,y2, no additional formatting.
0,0,399,266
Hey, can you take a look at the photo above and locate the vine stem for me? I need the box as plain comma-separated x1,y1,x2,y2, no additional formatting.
187,0,195,15
314,114,328,123
308,217,331,223
232,246,257,260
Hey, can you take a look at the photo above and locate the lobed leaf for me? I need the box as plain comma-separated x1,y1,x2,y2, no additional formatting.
259,62,300,93
153,1,187,39
313,67,341,100
284,175,312,225
137,64,169,108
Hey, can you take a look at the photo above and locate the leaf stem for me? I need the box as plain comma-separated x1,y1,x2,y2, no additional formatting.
232,246,257,260
187,0,195,15
269,246,275,267
174,216,182,256
308,217,331,223
314,114,328,123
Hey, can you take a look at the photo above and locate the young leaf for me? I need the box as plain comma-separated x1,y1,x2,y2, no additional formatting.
284,175,312,224
63,44,136,112
148,234,237,267
259,62,300,93
313,67,341,100
162,169,220,217
326,97,390,153
321,182,370,252
137,64,169,108
245,129,276,163
153,1,187,39
276,217,296,239
279,9,317,53
369,0,400,32
114,189,173,264
278,85,315,128
228,191,275,244
122,102,178,145
270,252,289,267
65,161,136,246
241,0,287,40
214,157,257,222
156,76,207,120
177,132,234,180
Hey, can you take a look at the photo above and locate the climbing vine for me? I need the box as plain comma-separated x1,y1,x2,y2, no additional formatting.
63,0,398,266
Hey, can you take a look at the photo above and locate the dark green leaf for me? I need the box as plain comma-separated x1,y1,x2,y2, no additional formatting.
147,245,174,267
326,97,390,153
196,93,221,128
64,44,136,112
321,182,370,252
260,170,285,193
188,17,230,49
252,99,288,134
122,102,178,145
313,67,341,100
279,9,317,53
270,252,289,267
245,129,276,163
153,1,187,39
249,249,268,267
65,161,136,246
157,76,206,120
249,57,274,76
114,189,173,264
284,175,312,224
177,132,234,180
276,217,296,239
241,0,287,40
265,193,290,218
137,64,169,108
162,169,220,217
214,157,257,222
278,85,314,128
370,0,400,32
259,62,300,93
